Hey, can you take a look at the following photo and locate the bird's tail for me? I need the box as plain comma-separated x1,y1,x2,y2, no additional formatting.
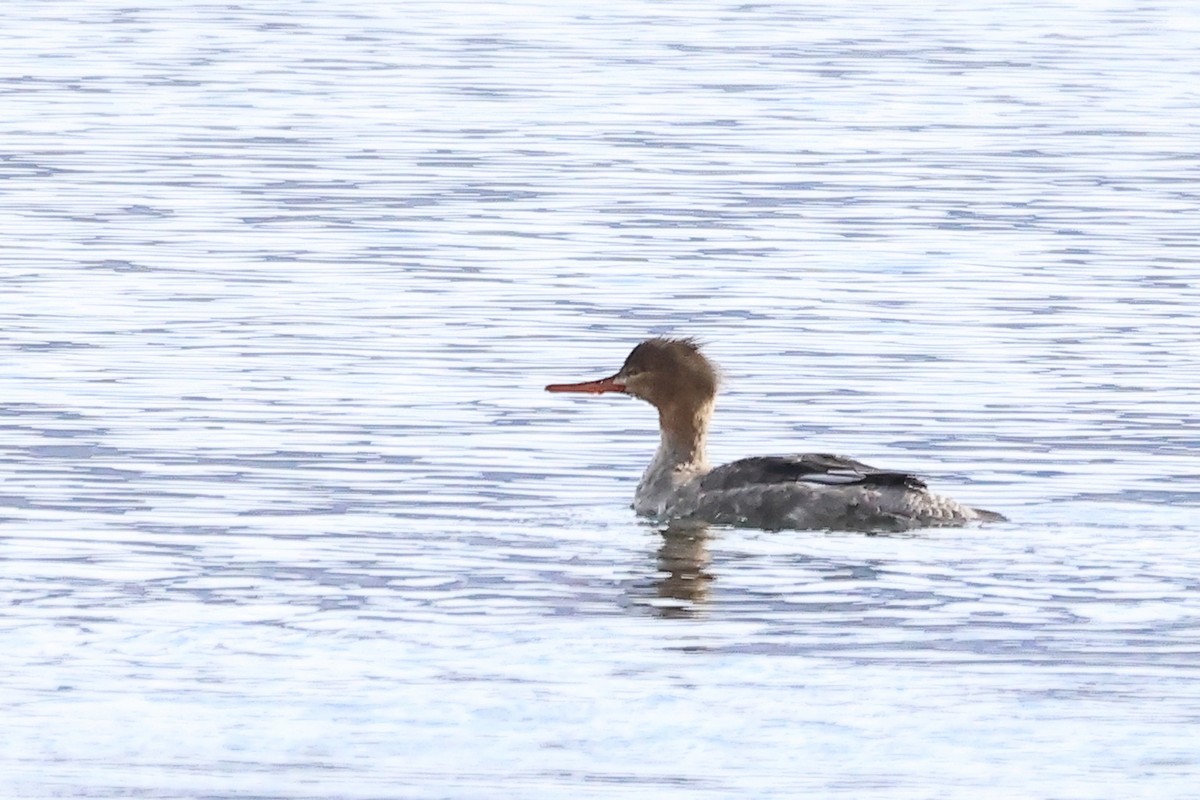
972,507,1008,523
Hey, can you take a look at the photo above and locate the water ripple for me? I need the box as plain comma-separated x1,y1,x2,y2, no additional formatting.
3,1,1200,797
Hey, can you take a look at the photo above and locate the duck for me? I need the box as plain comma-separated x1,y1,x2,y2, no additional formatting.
546,337,1005,532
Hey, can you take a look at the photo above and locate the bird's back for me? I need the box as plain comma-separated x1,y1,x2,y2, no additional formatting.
670,453,1000,531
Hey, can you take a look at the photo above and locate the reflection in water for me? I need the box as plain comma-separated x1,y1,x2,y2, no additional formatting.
636,524,901,619
635,523,713,617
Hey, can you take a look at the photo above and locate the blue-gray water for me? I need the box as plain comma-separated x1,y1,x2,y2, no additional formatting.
3,1,1199,797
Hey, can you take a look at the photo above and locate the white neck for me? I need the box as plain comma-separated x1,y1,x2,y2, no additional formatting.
633,399,713,516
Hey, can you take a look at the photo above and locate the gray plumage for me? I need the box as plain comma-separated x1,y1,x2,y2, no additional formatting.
548,337,1005,532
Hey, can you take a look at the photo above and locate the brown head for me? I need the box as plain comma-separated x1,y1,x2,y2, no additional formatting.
545,337,720,413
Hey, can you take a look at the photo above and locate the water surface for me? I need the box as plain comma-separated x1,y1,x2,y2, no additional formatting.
3,1,1199,797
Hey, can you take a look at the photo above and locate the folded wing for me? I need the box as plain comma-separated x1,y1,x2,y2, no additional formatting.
699,453,927,492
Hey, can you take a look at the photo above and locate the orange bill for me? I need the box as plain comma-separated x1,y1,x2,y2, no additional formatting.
545,375,626,394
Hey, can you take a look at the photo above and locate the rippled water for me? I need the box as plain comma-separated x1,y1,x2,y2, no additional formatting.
3,1,1199,797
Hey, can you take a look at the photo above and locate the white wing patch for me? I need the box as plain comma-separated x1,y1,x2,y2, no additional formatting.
796,469,868,486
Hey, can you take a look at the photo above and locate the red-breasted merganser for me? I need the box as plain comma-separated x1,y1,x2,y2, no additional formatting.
546,337,1005,532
